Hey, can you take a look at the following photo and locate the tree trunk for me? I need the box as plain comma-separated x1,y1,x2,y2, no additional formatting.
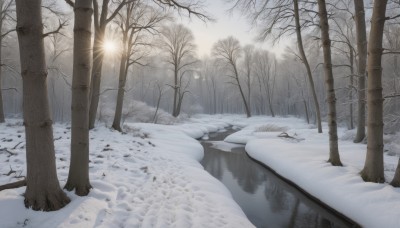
88,30,105,129
353,0,367,143
233,63,251,117
360,0,388,183
112,51,128,131
16,0,70,210
0,15,4,123
317,0,342,166
172,65,178,117
349,44,354,130
294,0,322,133
64,0,93,196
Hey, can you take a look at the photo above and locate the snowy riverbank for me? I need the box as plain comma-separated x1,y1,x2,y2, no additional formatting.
0,118,253,227
220,115,400,228
2,114,400,227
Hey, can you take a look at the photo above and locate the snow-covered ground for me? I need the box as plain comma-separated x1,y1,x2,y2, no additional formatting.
2,114,400,227
0,117,253,228
219,115,400,228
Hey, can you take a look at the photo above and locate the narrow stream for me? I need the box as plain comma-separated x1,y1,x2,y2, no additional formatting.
200,129,358,228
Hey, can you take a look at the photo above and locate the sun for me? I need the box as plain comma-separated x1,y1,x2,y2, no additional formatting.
103,40,117,54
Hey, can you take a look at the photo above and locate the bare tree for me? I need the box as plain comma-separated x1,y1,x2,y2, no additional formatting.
213,36,251,117
159,24,197,117
88,0,133,129
317,0,342,166
89,0,211,128
0,0,14,123
15,0,70,210
230,0,322,131
112,2,167,131
243,45,254,113
360,0,388,183
254,50,276,117
353,0,367,142
63,0,93,196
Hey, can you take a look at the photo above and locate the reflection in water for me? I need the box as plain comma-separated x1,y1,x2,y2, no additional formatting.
201,130,357,228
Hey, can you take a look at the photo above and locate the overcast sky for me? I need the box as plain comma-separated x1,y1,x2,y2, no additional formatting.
177,0,289,58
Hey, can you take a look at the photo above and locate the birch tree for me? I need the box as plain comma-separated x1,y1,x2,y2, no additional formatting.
16,0,70,210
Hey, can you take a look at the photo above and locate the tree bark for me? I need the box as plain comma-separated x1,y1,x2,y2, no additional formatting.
294,0,322,133
16,0,70,210
64,0,93,196
353,0,367,143
172,64,178,117
88,29,105,129
349,44,354,130
233,63,251,117
360,0,388,183
317,0,342,166
112,48,128,131
0,5,4,123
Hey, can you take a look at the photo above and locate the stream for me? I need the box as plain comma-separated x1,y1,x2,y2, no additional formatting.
200,129,358,228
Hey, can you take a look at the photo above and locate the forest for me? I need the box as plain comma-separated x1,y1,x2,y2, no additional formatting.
0,0,399,227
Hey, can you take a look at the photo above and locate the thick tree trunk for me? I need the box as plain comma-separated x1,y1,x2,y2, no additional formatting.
317,0,342,166
0,47,4,123
88,32,105,129
353,0,367,143
16,0,70,210
361,0,388,183
0,17,4,123
294,0,322,133
65,0,93,196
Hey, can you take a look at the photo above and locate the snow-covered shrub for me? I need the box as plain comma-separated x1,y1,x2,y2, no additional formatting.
98,100,178,126
254,124,288,132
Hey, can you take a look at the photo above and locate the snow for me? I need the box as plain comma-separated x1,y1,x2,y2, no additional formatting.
0,118,253,228
3,114,400,227
219,115,400,228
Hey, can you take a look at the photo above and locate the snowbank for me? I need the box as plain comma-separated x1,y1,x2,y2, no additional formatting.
216,115,400,228
0,119,253,228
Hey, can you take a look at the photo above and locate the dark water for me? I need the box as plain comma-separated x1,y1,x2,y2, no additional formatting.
200,129,358,228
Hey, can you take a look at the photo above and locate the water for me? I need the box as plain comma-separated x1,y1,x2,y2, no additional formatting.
200,129,358,228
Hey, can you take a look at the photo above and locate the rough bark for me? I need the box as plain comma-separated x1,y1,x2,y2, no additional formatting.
0,5,4,123
353,0,367,143
294,0,322,133
64,0,93,196
16,0,70,210
317,0,342,166
360,0,388,183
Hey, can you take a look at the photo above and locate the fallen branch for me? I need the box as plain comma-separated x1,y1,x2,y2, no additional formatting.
0,148,17,156
0,179,26,191
278,132,296,139
12,142,23,149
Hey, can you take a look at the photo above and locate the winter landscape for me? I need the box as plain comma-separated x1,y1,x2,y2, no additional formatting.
0,0,400,227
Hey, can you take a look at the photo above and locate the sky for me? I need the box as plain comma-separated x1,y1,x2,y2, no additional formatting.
177,0,289,58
